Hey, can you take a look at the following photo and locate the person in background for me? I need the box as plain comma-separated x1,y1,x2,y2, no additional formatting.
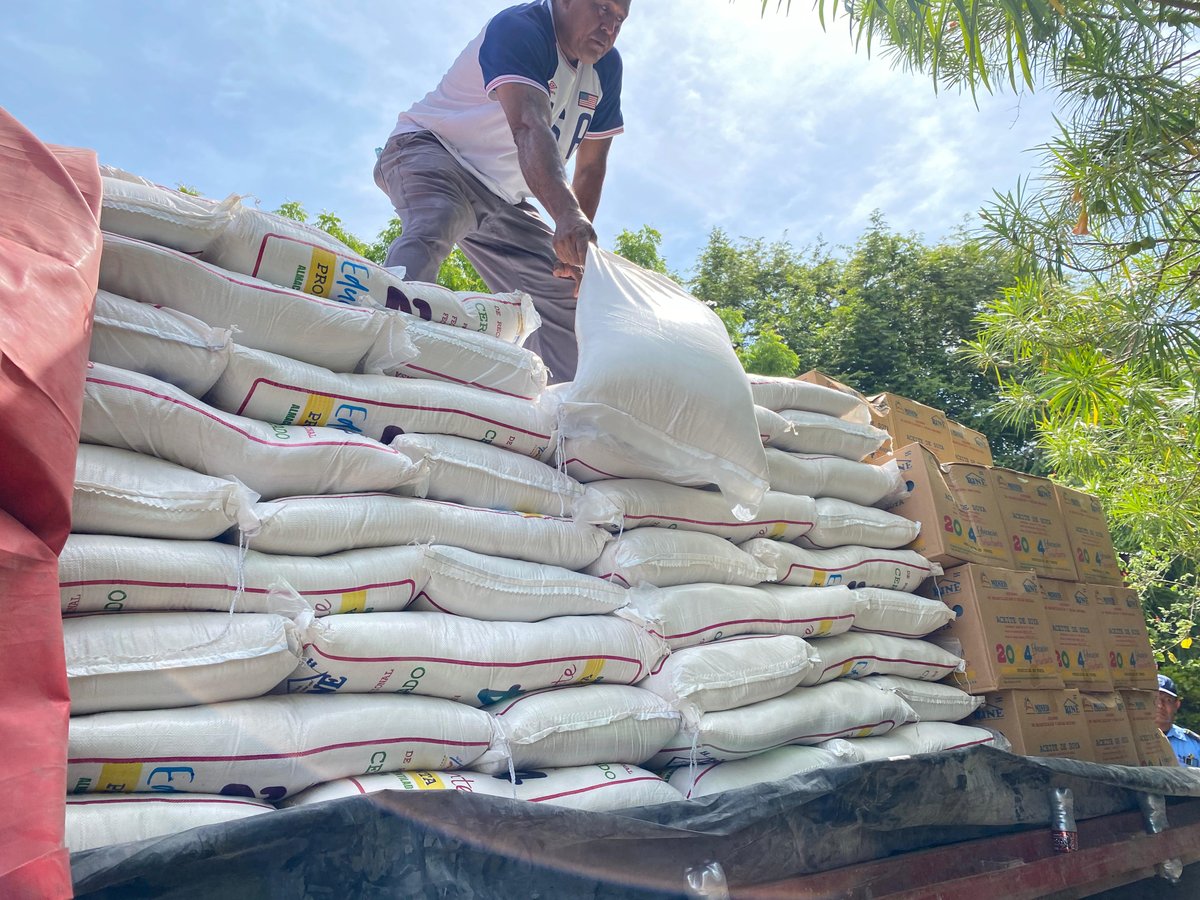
375,0,631,384
1156,673,1200,767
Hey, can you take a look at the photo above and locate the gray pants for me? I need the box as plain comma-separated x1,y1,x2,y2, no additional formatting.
374,131,579,384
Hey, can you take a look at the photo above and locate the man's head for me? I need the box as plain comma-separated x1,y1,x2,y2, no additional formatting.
553,0,631,65
1156,673,1182,732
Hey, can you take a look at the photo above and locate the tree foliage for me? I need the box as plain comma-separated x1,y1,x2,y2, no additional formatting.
762,0,1200,667
689,216,1030,464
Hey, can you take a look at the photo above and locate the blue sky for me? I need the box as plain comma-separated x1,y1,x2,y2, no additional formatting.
3,0,1059,274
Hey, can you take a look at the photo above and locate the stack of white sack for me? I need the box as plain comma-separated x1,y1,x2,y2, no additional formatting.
64,178,683,855
540,251,983,798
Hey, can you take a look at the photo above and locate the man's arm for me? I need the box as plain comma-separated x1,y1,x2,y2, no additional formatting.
573,137,611,223
495,82,596,273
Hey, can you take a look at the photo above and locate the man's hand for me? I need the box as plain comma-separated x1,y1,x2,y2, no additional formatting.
554,208,596,270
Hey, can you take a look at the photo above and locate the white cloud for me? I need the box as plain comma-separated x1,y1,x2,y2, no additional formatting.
2,0,1062,271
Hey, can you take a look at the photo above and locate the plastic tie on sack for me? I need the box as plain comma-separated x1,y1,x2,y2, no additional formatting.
228,478,263,539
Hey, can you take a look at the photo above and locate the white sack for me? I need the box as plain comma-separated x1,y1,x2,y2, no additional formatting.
202,207,540,343
64,612,302,715
287,611,668,707
800,633,964,686
246,494,609,567
556,432,705,485
65,794,274,853
769,410,889,460
558,247,768,518
575,480,816,543
627,583,864,650
390,433,580,515
72,444,259,541
665,742,861,800
100,232,393,373
755,405,792,446
858,674,983,722
282,764,684,812
81,363,421,500
206,344,554,460
739,539,940,592
100,177,237,254
412,545,627,621
67,694,493,799
646,679,918,768
798,497,921,550
473,684,680,774
60,534,428,616
585,528,775,588
362,316,548,400
90,290,231,397
835,722,998,761
765,448,904,507
748,375,871,423
850,588,956,638
638,634,814,715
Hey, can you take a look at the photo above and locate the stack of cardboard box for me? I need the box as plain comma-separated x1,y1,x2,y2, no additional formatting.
867,391,993,466
801,372,1169,766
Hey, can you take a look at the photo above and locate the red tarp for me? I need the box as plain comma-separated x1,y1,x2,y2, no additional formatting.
0,108,102,898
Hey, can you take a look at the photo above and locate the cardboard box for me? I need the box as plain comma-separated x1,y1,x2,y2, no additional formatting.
971,689,1090,759
1092,583,1157,691
797,370,866,402
1122,690,1178,767
947,420,994,466
1040,578,1113,691
1121,690,1181,767
941,463,1013,566
1079,691,1140,765
924,563,1063,693
887,444,1014,568
991,468,1079,580
869,392,951,460
1055,485,1124,586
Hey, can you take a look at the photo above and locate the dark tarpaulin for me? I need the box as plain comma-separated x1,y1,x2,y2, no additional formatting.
70,747,1200,899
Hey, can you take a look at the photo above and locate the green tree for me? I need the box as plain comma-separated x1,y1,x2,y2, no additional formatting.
690,228,841,368
812,215,1031,466
613,225,675,278
687,218,1028,464
768,0,1200,665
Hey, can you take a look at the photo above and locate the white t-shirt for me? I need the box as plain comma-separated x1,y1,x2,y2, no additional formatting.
391,0,624,205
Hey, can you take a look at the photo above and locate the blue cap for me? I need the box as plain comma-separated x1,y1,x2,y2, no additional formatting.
1159,674,1179,697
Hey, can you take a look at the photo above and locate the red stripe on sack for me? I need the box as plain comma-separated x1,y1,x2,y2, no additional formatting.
302,643,647,677
623,514,814,529
271,494,572,523
781,558,932,578
596,573,632,588
668,615,855,641
69,735,489,765
58,578,418,595
398,364,532,401
348,776,369,794
817,655,959,677
238,377,551,442
657,718,903,756
561,458,622,479
528,776,662,803
86,377,402,454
